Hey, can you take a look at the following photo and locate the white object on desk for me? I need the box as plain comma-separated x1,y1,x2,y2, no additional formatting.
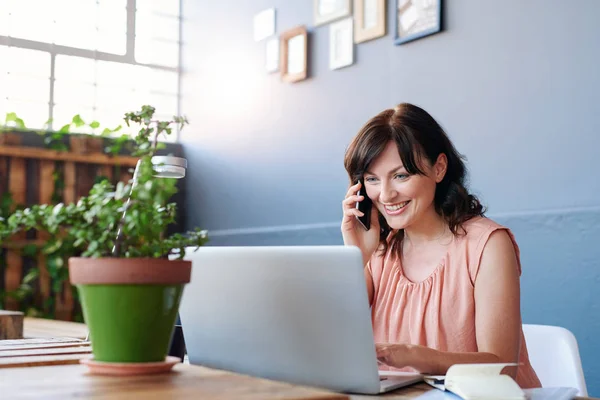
424,363,525,400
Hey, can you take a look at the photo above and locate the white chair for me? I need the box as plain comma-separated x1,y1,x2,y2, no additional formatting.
522,324,588,396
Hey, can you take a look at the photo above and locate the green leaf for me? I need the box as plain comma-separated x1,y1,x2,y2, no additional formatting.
71,114,85,127
23,268,40,284
89,121,100,129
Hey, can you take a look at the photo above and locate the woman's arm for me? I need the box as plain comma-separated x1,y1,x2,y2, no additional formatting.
376,230,522,375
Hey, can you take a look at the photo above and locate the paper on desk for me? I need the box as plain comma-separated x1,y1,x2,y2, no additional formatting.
414,390,462,399
523,387,578,400
416,387,578,400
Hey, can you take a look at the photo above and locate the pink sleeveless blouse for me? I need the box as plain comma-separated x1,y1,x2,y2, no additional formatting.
366,216,541,388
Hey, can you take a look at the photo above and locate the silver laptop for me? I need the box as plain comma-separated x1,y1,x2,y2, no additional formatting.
178,245,423,394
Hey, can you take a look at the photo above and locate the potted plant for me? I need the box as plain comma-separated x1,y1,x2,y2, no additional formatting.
0,105,207,368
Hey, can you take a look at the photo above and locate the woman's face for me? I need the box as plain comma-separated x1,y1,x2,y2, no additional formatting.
363,141,447,230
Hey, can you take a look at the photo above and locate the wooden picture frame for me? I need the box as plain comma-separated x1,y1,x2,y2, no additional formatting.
314,0,352,26
280,26,308,83
354,0,386,44
395,0,442,45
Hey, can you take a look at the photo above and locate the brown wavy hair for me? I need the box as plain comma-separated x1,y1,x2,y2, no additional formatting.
344,103,485,255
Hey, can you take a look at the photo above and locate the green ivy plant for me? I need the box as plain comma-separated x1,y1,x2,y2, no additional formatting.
42,114,128,155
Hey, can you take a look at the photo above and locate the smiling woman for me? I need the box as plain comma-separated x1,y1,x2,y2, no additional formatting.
340,103,542,389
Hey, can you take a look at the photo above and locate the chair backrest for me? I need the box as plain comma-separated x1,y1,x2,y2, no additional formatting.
522,324,587,396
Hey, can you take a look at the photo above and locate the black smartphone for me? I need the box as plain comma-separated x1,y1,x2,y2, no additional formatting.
356,179,373,230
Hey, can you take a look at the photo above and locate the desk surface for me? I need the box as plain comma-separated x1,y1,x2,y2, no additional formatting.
0,336,428,399
0,362,432,400
8,318,595,399
23,317,88,340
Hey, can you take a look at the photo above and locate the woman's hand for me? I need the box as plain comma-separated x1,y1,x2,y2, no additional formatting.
341,181,380,265
375,343,417,370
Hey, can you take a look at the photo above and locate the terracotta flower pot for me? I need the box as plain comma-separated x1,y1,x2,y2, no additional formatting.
69,257,191,363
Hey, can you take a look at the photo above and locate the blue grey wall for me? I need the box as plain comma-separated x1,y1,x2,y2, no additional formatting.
180,0,600,394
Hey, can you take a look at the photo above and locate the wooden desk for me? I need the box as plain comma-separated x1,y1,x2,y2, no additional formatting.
7,320,595,399
0,362,431,400
23,317,88,340
0,363,352,400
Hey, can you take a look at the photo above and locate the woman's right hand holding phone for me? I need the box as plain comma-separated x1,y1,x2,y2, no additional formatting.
341,181,381,266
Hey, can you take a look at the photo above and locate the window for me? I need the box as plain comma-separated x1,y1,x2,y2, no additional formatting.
0,0,181,141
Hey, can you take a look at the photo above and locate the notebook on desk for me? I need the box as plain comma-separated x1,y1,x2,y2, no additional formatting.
177,245,423,394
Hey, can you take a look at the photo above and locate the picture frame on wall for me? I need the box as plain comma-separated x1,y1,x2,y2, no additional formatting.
266,38,279,73
280,26,308,83
395,0,442,45
253,8,276,42
354,0,386,44
329,18,354,70
314,0,351,26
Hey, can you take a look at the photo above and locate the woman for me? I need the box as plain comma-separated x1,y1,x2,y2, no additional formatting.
341,103,541,388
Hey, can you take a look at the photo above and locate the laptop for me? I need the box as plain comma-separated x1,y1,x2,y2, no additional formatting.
178,245,423,394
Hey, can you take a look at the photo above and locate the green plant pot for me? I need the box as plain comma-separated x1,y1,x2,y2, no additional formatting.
77,284,184,363
69,257,191,363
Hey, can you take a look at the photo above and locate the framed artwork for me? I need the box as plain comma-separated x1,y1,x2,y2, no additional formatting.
329,18,354,70
395,0,442,45
354,0,386,44
253,8,276,42
280,26,308,83
314,0,351,26
266,38,279,73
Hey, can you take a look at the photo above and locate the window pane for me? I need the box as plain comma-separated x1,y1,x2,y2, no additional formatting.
97,31,127,54
54,81,96,108
52,105,94,131
4,48,51,78
8,0,55,43
96,61,138,89
0,3,9,36
54,21,98,51
7,100,49,129
94,109,129,133
96,86,140,112
136,13,179,42
148,69,179,94
148,94,178,117
6,75,50,103
136,0,180,17
0,46,8,72
97,3,127,33
55,55,96,83
135,39,179,67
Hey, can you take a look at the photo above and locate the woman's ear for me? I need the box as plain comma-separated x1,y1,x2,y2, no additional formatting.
434,153,448,183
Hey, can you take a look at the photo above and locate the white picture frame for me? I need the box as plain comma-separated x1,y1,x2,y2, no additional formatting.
329,17,354,70
265,38,279,73
314,0,352,26
254,8,276,42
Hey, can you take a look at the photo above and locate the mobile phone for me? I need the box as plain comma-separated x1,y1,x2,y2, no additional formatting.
355,179,373,231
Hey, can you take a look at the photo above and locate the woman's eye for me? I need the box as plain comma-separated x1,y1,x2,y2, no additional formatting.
394,174,409,180
365,177,377,183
